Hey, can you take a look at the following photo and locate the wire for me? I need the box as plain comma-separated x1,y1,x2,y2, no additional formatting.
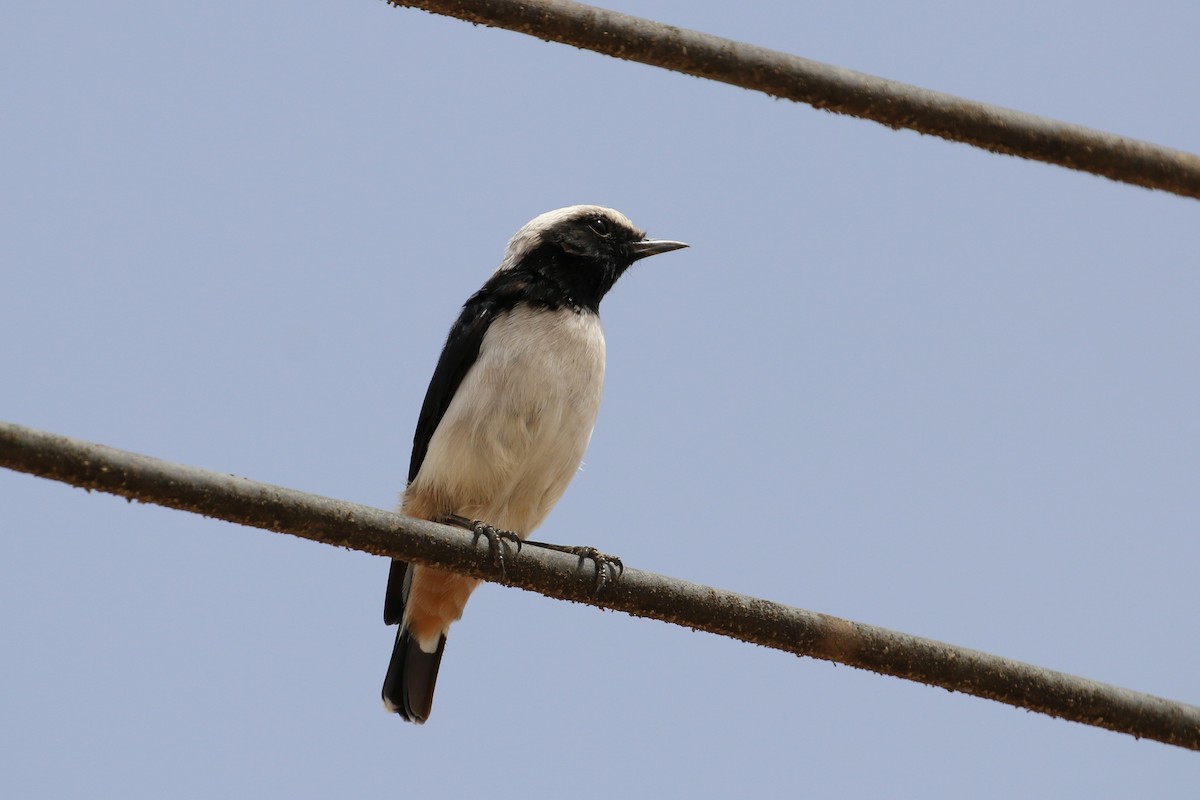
2,419,1197,749
386,0,1200,199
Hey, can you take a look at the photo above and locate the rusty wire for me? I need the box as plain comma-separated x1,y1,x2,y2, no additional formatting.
2,420,1198,749
386,0,1200,199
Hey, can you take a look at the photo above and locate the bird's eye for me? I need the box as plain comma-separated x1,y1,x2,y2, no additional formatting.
587,217,610,236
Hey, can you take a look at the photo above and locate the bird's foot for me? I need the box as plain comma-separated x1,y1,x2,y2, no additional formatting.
525,541,624,593
445,514,522,576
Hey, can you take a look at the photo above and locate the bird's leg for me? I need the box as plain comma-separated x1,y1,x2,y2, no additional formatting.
442,515,622,592
522,540,624,593
444,514,522,576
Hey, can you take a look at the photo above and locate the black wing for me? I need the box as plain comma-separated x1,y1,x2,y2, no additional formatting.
384,291,501,626
407,300,498,484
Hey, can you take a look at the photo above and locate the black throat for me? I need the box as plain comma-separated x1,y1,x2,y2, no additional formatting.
485,242,626,314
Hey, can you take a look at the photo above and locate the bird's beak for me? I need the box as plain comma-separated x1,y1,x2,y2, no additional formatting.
628,238,689,261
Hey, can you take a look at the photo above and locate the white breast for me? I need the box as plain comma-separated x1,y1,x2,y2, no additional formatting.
411,305,607,535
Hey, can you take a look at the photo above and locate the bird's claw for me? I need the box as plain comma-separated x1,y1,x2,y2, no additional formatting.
472,521,522,574
445,515,521,576
526,541,624,593
575,546,624,593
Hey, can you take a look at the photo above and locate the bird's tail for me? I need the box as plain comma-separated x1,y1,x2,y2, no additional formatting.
382,626,446,723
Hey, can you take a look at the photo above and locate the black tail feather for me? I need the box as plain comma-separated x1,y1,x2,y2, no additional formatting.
383,559,409,625
382,626,446,724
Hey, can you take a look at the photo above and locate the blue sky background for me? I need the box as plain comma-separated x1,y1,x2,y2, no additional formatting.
3,1,1198,796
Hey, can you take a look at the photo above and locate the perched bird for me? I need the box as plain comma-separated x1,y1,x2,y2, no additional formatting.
382,205,687,723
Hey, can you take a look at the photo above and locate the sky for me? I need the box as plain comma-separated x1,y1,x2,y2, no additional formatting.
2,1,1198,796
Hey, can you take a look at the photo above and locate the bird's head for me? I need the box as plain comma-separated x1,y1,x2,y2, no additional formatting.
497,205,687,311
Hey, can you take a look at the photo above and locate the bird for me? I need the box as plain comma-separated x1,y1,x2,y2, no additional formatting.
381,205,687,723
